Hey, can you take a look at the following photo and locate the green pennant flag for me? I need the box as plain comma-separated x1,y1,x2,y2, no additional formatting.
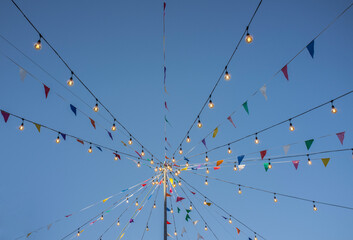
34,123,41,133
186,209,191,213
305,139,314,150
164,115,172,127
177,207,180,213
185,214,191,222
321,158,330,167
242,101,249,115
264,162,269,172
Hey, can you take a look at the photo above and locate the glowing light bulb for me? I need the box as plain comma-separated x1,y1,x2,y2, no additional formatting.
146,226,149,231
126,198,129,203
228,146,232,154
238,187,242,194
205,225,208,231
154,167,158,172
204,199,207,205
151,159,154,164
159,166,162,171
34,39,42,50
255,135,259,144
173,183,176,188
185,162,189,167
135,200,139,206
313,203,317,211
67,72,74,86
197,119,203,128
205,179,208,185
56,135,60,144
331,105,337,114
111,123,116,131
100,215,104,220
172,157,175,162
171,208,174,213
245,33,253,43
307,156,312,165
179,148,183,155
206,168,209,174
77,230,80,237
153,203,156,208
233,164,237,171
274,194,277,203
93,103,99,112
289,122,295,131
178,181,182,186
88,146,93,153
117,220,120,226
254,235,258,240
114,154,118,161
186,136,191,143
141,149,145,156
268,162,272,169
224,71,231,81
208,100,214,109
19,121,24,131
189,204,193,210
128,137,133,145
229,218,232,224
174,231,177,236
137,162,141,167
205,155,209,162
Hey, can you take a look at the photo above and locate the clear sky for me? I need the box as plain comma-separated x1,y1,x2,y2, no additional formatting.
0,0,353,239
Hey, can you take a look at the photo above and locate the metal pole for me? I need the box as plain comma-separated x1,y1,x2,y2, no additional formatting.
163,168,167,240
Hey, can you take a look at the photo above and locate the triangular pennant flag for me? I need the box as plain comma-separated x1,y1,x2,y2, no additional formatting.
181,227,186,237
201,138,208,149
166,193,171,197
135,151,142,158
1,110,10,123
191,191,196,195
96,146,102,152
65,214,72,218
169,187,173,193
26,233,32,238
237,155,245,165
70,104,77,116
107,130,113,140
236,228,240,234
184,157,190,162
213,127,219,138
238,164,245,171
242,101,249,115
114,153,121,160
20,68,27,81
216,160,223,166
138,206,143,211
176,197,185,202
43,84,50,99
336,131,345,145
185,214,191,222
227,116,236,128
260,84,268,100
260,150,267,160
102,198,109,203
206,202,211,206
186,209,191,213
164,115,172,127
77,139,84,144
130,219,134,223
177,207,180,213
305,139,314,150
214,166,220,170
169,178,174,185
119,233,124,239
321,158,330,167
89,118,96,129
292,160,299,170
306,40,315,58
281,65,289,80
197,233,204,240
121,141,127,147
34,123,41,132
142,184,147,187
264,162,269,172
166,220,171,224
47,223,52,230
283,144,290,155
60,133,66,140
193,220,198,225
165,101,169,110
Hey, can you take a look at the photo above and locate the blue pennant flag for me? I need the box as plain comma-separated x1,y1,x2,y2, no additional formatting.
237,155,245,165
60,133,66,140
96,146,102,152
148,194,152,200
167,207,171,212
184,157,190,162
306,40,315,58
107,130,113,140
70,104,77,116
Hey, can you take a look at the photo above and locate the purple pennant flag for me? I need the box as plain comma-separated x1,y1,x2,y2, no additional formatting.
164,66,166,84
107,130,113,140
60,133,67,140
129,219,134,223
1,110,10,123
336,131,345,145
201,138,208,149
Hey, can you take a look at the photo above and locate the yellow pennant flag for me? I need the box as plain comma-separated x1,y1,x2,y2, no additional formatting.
120,233,125,239
34,123,41,132
121,141,127,147
181,167,188,171
216,160,224,166
169,178,174,185
213,127,219,138
79,229,84,234
321,158,330,167
102,197,109,203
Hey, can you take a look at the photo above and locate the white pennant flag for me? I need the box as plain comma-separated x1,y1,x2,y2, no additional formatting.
197,233,205,240
283,145,290,155
238,164,246,171
19,67,27,81
181,227,186,237
193,220,198,225
260,84,267,100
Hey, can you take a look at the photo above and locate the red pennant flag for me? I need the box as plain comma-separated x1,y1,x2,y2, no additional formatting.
165,156,170,159
1,110,10,123
166,221,171,225
164,101,169,110
213,166,220,170
169,187,172,193
292,160,299,170
176,197,185,202
65,214,72,218
77,139,84,144
173,164,180,167
227,116,236,128
159,180,163,185
191,191,196,195
89,118,96,129
142,184,147,187
113,153,121,160
336,131,345,145
281,65,289,80
260,150,267,160
135,151,142,158
236,228,240,234
43,84,50,99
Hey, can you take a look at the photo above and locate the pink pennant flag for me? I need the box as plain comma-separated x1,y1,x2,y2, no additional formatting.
227,116,236,128
260,150,267,160
169,187,172,193
336,131,345,145
89,118,96,129
43,84,50,99
1,110,10,123
281,65,289,80
292,160,299,170
164,101,169,110
176,196,185,202
65,214,72,218
201,138,208,149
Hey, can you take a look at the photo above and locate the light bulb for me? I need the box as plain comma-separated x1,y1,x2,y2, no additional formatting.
135,200,138,206
178,181,182,186
117,220,120,226
141,149,145,156
100,215,104,220
151,159,154,164
114,155,118,161
126,198,129,203
228,146,232,154
186,162,189,167
174,231,177,236
197,119,203,128
289,122,295,131
19,121,24,131
56,136,60,144
172,157,175,162
307,156,312,165
224,71,231,81
313,204,317,211
128,137,133,145
208,99,214,109
93,103,99,112
331,105,337,114
137,162,141,167
173,183,176,188
34,39,42,50
171,208,174,213
88,146,92,153
159,166,162,171
175,172,178,176
189,204,193,210
111,123,116,131
245,33,253,43
206,168,209,174
268,162,272,169
233,164,237,171
179,148,183,155
205,225,208,231
255,135,259,144
155,167,158,172
254,235,258,240
153,203,156,208
205,179,208,185
186,136,191,143
205,155,209,162
229,218,232,224
67,73,74,86
204,199,207,205
77,231,80,237
146,226,149,231
238,187,242,194
274,194,277,203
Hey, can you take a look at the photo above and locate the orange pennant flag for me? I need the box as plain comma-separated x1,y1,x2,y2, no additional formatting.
138,206,143,211
166,193,171,197
216,160,223,166
89,118,96,129
236,228,240,234
165,156,170,159
206,202,212,206
121,141,127,146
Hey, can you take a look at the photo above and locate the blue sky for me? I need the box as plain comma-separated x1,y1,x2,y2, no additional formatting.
0,0,353,239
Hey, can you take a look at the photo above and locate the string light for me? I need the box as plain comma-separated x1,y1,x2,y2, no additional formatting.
173,183,176,188
159,166,162,171
233,164,237,171
146,225,149,231
228,217,232,224
93,100,99,112
208,99,214,109
331,101,337,114
56,134,60,144
227,145,232,154
141,148,145,157
154,166,158,172
150,158,154,164
19,119,24,131
179,147,183,155
197,117,203,128
254,234,258,240
238,185,242,194
34,36,42,50
178,181,182,186
77,229,80,237
153,202,156,208
206,168,209,174
171,208,174,213
313,201,317,211
289,119,295,132
224,66,231,81
128,136,133,145
268,159,272,169
114,152,118,161
205,153,209,162
204,198,207,205
172,157,176,163
185,162,189,167
135,199,139,206
274,193,278,203
174,231,177,236
254,133,259,144
205,178,208,185
100,214,104,221
88,144,93,153
186,135,191,143
189,203,193,210
307,154,312,165
245,26,253,43
126,197,129,203
204,225,208,231
67,71,74,86
137,161,141,167
111,119,117,131
117,220,120,226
